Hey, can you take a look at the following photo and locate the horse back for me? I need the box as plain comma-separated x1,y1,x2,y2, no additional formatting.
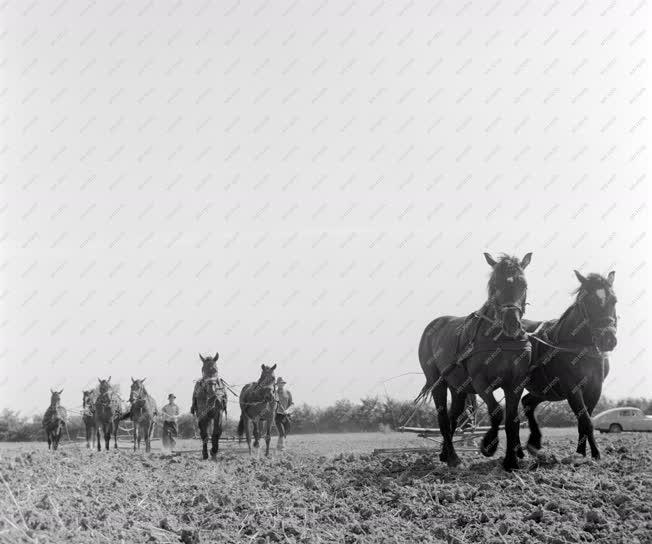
419,315,467,382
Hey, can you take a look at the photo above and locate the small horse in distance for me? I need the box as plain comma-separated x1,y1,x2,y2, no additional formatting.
42,389,67,451
191,352,228,460
82,389,97,449
94,377,123,451
418,252,533,471
238,364,278,457
129,378,158,453
522,270,618,460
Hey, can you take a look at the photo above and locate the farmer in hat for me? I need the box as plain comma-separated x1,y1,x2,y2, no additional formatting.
161,393,179,450
275,377,294,450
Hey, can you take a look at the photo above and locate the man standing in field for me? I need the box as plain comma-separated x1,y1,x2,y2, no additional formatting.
275,377,294,450
161,393,179,451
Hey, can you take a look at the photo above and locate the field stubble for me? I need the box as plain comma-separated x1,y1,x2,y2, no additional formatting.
0,429,650,544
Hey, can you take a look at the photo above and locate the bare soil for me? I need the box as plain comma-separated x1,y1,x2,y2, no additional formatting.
1,430,650,543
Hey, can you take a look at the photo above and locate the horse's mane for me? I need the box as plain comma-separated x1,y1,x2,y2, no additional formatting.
487,254,527,299
572,273,613,298
94,383,121,398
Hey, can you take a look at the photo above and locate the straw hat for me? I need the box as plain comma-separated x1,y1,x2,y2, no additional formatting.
276,377,287,386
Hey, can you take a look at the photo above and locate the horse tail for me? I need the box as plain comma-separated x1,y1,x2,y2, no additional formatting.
237,413,245,437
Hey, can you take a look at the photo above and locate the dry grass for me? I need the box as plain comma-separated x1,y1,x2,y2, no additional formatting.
0,431,650,543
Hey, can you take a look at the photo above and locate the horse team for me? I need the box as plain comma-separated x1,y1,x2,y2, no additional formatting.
43,251,618,472
42,357,283,460
419,252,617,470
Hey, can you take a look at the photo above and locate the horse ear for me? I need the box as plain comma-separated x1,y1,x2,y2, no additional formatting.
271,364,277,371
483,252,497,267
108,376,111,382
59,389,64,395
261,363,266,370
199,353,205,362
574,270,587,285
607,271,615,286
98,378,101,383
50,388,54,394
141,378,146,383
520,252,532,269
131,377,135,383
214,352,219,361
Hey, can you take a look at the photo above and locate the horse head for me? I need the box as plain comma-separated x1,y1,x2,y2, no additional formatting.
573,270,618,352
97,376,112,395
256,364,277,390
129,377,147,403
49,388,63,406
199,352,219,378
484,252,532,338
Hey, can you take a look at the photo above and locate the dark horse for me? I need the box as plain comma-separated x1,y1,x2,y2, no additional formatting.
82,389,97,449
42,389,67,451
522,270,618,460
191,352,228,460
129,378,158,453
237,364,278,456
418,253,533,471
94,377,123,451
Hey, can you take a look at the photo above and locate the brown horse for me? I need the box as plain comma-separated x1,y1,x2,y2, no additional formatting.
191,353,228,460
94,377,122,451
128,378,158,453
42,389,67,451
82,389,97,449
237,364,278,456
522,271,618,460
418,252,533,471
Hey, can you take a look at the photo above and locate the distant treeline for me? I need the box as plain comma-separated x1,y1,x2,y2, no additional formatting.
1,396,651,442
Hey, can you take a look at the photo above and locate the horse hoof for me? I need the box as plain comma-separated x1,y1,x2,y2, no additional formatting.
502,457,519,472
480,440,498,458
447,455,462,468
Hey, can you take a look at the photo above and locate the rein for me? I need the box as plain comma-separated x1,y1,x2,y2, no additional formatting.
526,301,608,359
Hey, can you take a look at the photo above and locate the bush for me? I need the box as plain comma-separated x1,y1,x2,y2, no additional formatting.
2,395,651,441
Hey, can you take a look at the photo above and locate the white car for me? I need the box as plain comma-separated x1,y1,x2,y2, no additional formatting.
592,406,652,433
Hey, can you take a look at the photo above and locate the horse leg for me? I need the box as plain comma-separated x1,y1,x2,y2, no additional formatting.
567,389,600,460
244,417,253,455
199,419,209,460
432,381,459,466
522,393,543,455
577,386,600,458
264,417,272,457
85,422,91,449
146,422,152,453
133,420,137,452
502,386,523,471
96,426,102,452
104,425,111,451
113,420,119,449
253,421,260,450
448,389,468,434
210,412,221,460
56,425,63,450
472,377,503,457
47,431,52,450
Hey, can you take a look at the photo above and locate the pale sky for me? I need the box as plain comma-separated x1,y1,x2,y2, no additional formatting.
1,1,650,417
